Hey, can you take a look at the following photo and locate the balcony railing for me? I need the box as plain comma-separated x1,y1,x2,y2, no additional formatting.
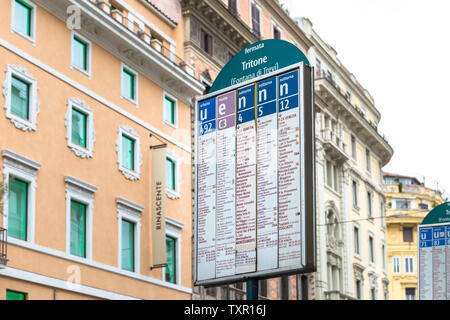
315,70,389,145
324,290,355,300
0,228,7,268
95,1,196,79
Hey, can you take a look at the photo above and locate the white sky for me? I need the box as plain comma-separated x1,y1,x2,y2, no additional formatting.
281,0,450,197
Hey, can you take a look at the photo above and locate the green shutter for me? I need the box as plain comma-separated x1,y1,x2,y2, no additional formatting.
70,200,86,258
121,220,135,271
73,37,88,71
165,97,175,124
122,69,135,100
166,158,175,190
8,178,28,241
11,76,29,120
122,135,135,170
14,0,32,36
6,290,26,300
71,108,87,147
165,236,176,283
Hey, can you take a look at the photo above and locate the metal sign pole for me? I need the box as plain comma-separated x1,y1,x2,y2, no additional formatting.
246,279,258,300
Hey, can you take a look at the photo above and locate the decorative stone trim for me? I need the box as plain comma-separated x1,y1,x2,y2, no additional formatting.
65,98,96,158
3,65,40,131
116,197,144,219
116,125,143,181
64,175,97,260
2,150,41,244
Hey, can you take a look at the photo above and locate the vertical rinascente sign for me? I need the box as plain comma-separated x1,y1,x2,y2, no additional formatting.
194,59,315,286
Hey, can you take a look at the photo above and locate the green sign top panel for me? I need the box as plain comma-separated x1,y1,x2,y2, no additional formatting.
210,39,310,93
421,201,450,225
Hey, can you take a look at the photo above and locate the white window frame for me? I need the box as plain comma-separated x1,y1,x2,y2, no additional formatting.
70,30,92,79
367,190,373,219
116,125,143,181
64,176,97,261
368,234,375,264
163,91,178,129
65,98,95,158
353,225,360,257
10,0,37,46
117,197,143,274
165,149,181,199
381,242,386,271
392,256,400,274
352,179,359,209
162,217,183,285
2,150,41,245
120,63,139,106
271,20,282,39
2,65,40,131
404,256,414,274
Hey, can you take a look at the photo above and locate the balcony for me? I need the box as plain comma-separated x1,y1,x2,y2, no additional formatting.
321,128,349,164
324,290,354,300
35,0,204,102
0,228,7,268
314,72,393,166
94,0,196,78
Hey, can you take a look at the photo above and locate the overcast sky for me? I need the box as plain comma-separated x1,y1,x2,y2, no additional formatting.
280,0,450,197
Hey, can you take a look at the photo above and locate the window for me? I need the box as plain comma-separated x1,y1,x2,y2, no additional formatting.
315,58,321,77
11,76,29,120
325,160,339,192
71,108,87,148
71,32,91,77
345,91,351,102
11,0,36,43
392,256,400,274
370,288,376,300
166,158,176,191
200,29,213,55
121,64,138,104
351,135,356,160
273,24,281,39
3,150,40,244
354,226,360,255
382,244,386,270
403,227,413,243
65,176,96,260
8,178,28,241
70,200,86,258
6,290,27,300
163,93,177,127
163,217,182,284
228,0,238,15
250,1,261,38
366,148,371,172
367,192,373,218
369,235,374,263
405,288,416,300
355,280,361,300
404,257,414,274
259,279,268,298
380,201,385,229
165,236,176,284
4,65,39,131
121,219,135,272
122,135,135,171
116,126,142,180
352,181,358,208
65,98,95,158
117,197,143,273
396,200,410,209
419,202,429,210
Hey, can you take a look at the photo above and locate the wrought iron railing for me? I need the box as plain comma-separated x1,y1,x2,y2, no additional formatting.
0,227,7,267
97,2,197,79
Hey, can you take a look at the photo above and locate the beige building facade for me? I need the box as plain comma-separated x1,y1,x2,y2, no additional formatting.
297,17,393,300
383,172,445,300
0,0,203,299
